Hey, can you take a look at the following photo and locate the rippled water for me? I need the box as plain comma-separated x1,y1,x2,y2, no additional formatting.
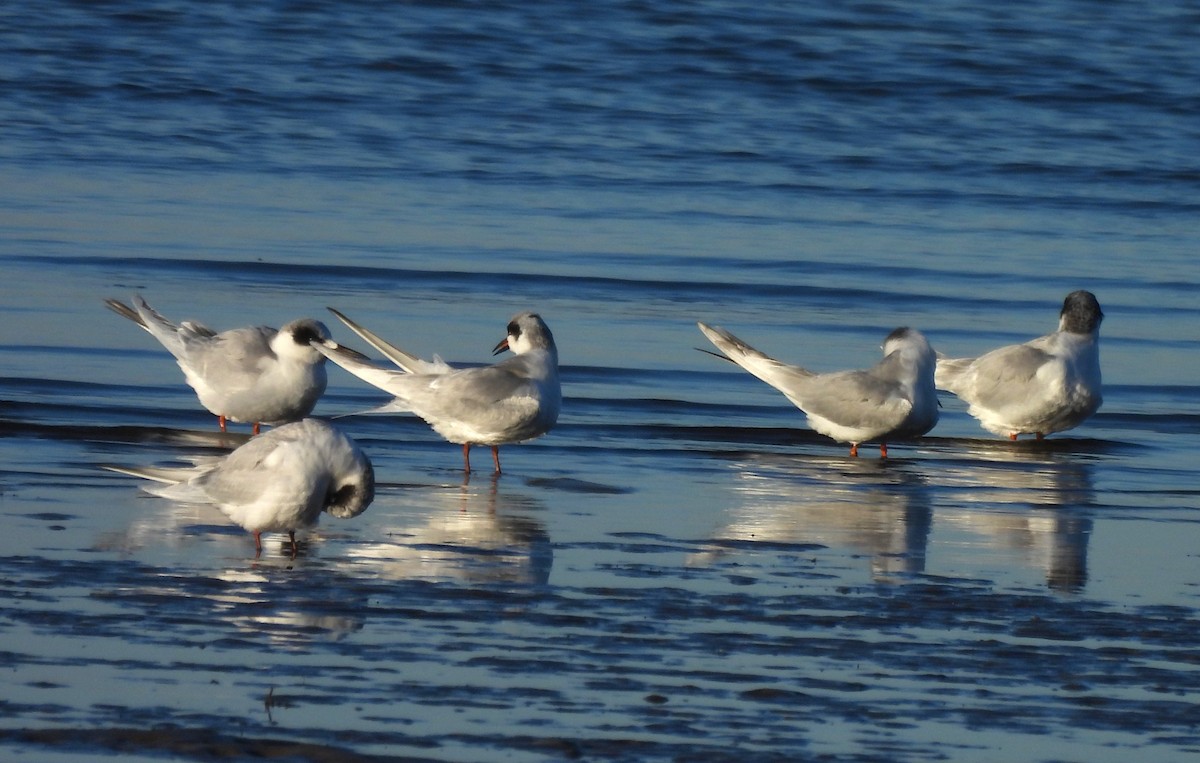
2,1,1200,760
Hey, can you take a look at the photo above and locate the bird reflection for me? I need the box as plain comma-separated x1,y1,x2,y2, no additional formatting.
96,499,248,555
344,474,552,587
95,472,551,649
935,442,1095,592
201,566,365,645
698,444,1096,592
91,527,364,647
693,455,933,583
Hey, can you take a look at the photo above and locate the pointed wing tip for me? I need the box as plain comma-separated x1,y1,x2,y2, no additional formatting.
104,298,146,326
98,463,180,484
326,307,364,334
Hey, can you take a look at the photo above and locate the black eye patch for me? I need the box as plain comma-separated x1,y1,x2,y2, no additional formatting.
328,483,358,508
506,321,521,338
292,327,320,345
290,322,328,346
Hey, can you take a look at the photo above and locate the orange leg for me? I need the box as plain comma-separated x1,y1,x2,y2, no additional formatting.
219,415,228,432
288,531,298,558
1008,432,1019,441
462,443,472,472
880,443,889,459
253,422,261,436
492,446,501,474
1035,432,1045,441
849,443,859,457
253,530,262,557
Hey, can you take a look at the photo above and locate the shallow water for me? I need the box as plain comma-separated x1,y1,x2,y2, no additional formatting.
3,1,1200,761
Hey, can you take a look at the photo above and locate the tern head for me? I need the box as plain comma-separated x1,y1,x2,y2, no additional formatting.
1058,290,1103,335
882,327,937,374
276,319,333,363
324,456,375,519
882,327,933,355
493,312,556,356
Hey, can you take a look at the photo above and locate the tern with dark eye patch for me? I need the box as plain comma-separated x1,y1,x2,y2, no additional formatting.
314,310,560,473
103,418,374,557
105,295,332,434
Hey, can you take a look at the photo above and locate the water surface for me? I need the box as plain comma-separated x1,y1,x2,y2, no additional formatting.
2,1,1199,760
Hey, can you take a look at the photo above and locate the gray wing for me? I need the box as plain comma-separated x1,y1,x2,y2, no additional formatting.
328,308,451,375
416,360,541,421
192,428,298,504
314,341,443,403
186,326,278,391
794,369,911,429
942,344,1053,410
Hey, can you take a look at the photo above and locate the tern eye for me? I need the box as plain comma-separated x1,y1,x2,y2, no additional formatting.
506,321,521,338
291,322,328,345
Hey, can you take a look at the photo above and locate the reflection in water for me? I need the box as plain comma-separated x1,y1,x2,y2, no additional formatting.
345,474,553,587
96,474,552,647
950,512,1090,593
97,499,242,555
936,443,1096,592
693,455,933,583
697,446,1096,592
201,566,366,646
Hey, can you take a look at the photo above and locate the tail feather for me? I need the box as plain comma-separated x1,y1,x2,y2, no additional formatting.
101,463,195,484
107,296,218,346
131,295,182,335
104,298,147,329
697,322,814,384
934,356,973,390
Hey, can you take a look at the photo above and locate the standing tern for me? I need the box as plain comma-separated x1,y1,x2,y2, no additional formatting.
106,295,331,434
698,323,939,457
314,310,560,473
104,418,374,556
935,290,1103,440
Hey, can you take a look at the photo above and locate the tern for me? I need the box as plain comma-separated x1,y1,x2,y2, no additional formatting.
698,323,939,457
104,418,374,556
315,310,560,473
106,295,332,434
935,290,1103,440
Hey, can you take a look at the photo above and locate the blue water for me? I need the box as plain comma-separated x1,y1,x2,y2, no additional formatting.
2,1,1200,760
